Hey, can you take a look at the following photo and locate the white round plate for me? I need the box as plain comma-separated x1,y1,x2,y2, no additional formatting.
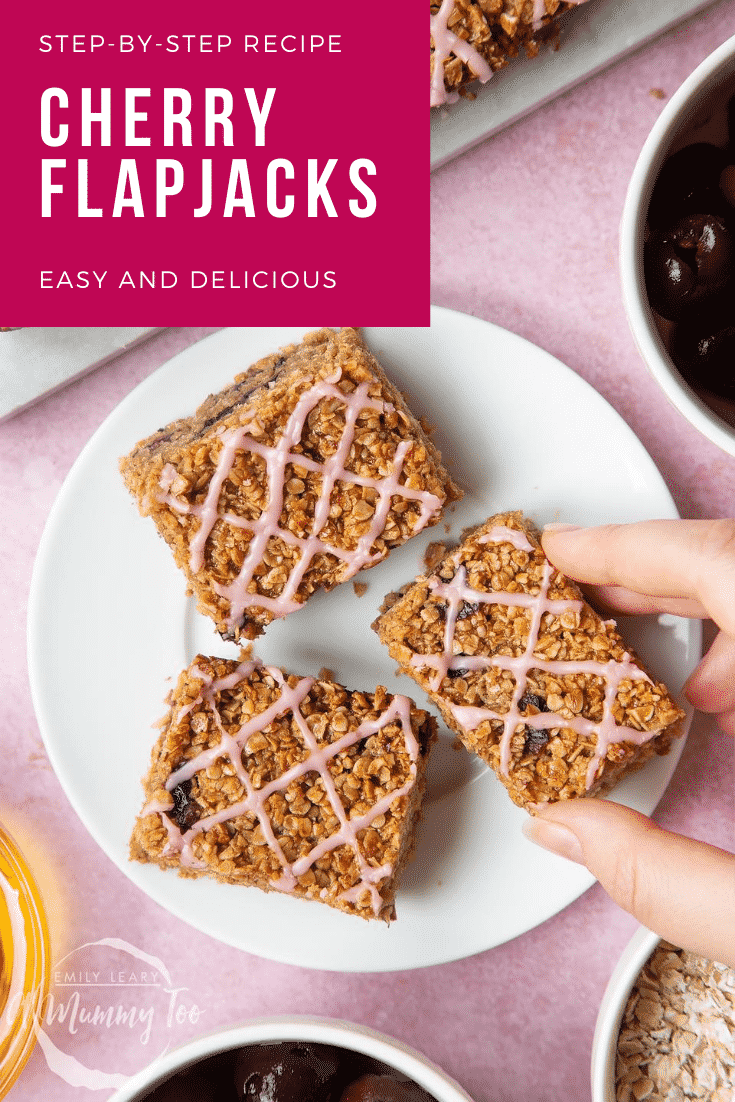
28,309,698,972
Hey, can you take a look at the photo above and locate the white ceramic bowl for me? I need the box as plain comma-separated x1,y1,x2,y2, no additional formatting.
109,1016,475,1102
620,34,735,458
590,926,661,1102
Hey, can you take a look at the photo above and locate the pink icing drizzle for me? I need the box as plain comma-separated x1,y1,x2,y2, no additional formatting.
143,661,420,916
158,370,444,632
409,525,662,791
431,0,493,108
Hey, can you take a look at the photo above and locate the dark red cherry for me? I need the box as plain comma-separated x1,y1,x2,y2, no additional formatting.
338,1072,436,1102
648,143,729,229
644,213,732,320
671,317,735,400
167,777,200,831
142,1060,236,1102
234,1042,343,1102
522,728,551,755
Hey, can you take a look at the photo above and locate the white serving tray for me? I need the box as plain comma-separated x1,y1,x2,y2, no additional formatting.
0,328,161,423
431,0,722,169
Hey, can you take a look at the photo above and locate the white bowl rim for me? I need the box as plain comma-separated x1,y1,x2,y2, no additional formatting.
109,1015,476,1102
620,32,735,459
590,925,661,1102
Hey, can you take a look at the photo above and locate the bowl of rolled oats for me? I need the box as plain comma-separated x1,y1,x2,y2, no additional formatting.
591,926,735,1102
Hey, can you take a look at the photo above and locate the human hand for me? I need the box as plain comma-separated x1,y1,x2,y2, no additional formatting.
521,519,735,968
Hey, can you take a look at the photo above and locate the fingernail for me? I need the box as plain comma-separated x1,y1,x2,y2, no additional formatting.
522,816,585,864
542,523,582,534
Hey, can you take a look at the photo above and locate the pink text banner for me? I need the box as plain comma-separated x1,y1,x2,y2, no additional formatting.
1,2,427,326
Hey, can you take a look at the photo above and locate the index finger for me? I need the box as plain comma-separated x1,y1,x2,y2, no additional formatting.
540,519,735,637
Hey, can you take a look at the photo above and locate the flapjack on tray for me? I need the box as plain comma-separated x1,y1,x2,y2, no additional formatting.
431,0,590,107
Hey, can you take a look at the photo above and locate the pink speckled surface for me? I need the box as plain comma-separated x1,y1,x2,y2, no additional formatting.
3,4,735,1100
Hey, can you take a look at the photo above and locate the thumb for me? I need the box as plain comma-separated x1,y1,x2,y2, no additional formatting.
523,800,735,967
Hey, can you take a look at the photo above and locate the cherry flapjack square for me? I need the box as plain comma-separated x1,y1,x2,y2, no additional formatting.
374,511,684,808
120,327,460,642
130,656,435,922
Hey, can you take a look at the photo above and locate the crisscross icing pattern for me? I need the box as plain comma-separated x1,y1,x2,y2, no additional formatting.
158,368,444,633
409,525,663,790
144,661,420,916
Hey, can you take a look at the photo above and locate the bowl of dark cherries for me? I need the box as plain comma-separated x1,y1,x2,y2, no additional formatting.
621,34,735,457
109,1018,474,1102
